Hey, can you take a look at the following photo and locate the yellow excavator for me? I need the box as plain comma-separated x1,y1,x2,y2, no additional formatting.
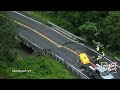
79,53,114,79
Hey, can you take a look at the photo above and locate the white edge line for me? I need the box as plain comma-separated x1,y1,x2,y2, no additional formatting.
55,54,64,61
12,11,76,43
19,35,90,79
68,62,89,79
19,34,42,50
20,34,89,78
55,54,89,79
13,11,120,69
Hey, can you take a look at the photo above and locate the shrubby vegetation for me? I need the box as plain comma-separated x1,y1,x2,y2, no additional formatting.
0,12,75,79
2,55,75,79
0,12,17,62
28,11,120,55
1,11,120,78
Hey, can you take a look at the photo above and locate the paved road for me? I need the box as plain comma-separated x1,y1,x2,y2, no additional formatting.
7,11,120,79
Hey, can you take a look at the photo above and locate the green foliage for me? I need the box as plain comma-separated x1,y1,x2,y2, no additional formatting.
0,11,75,79
29,11,120,58
99,11,120,51
0,12,17,62
2,55,75,79
79,22,97,44
0,12,7,26
1,11,120,78
28,11,119,52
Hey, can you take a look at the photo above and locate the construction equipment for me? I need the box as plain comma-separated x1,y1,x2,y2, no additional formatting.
79,53,114,79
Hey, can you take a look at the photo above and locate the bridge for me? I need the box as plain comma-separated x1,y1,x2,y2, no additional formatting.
6,11,120,79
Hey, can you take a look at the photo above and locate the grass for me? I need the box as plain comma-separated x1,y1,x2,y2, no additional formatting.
104,49,120,61
26,11,54,25
25,11,74,32
0,54,75,79
0,13,76,79
0,12,76,79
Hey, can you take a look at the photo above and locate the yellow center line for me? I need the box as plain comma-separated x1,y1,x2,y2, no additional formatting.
63,46,79,56
14,20,60,46
0,13,79,56
0,14,94,65
14,20,79,56
15,20,94,65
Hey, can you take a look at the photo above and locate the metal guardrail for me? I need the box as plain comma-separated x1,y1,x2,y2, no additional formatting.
115,57,120,61
47,21,120,69
47,21,87,42
17,34,89,79
16,11,86,43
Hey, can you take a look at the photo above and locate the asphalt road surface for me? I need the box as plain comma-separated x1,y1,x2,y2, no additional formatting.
7,11,120,79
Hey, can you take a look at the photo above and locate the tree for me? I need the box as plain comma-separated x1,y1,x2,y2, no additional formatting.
0,12,17,62
78,21,97,44
101,11,120,51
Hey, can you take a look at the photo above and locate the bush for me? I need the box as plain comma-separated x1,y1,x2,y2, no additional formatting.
3,55,75,79
0,12,17,62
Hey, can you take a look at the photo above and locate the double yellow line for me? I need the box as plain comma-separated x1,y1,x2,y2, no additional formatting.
0,14,95,65
0,13,79,56
14,20,79,56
